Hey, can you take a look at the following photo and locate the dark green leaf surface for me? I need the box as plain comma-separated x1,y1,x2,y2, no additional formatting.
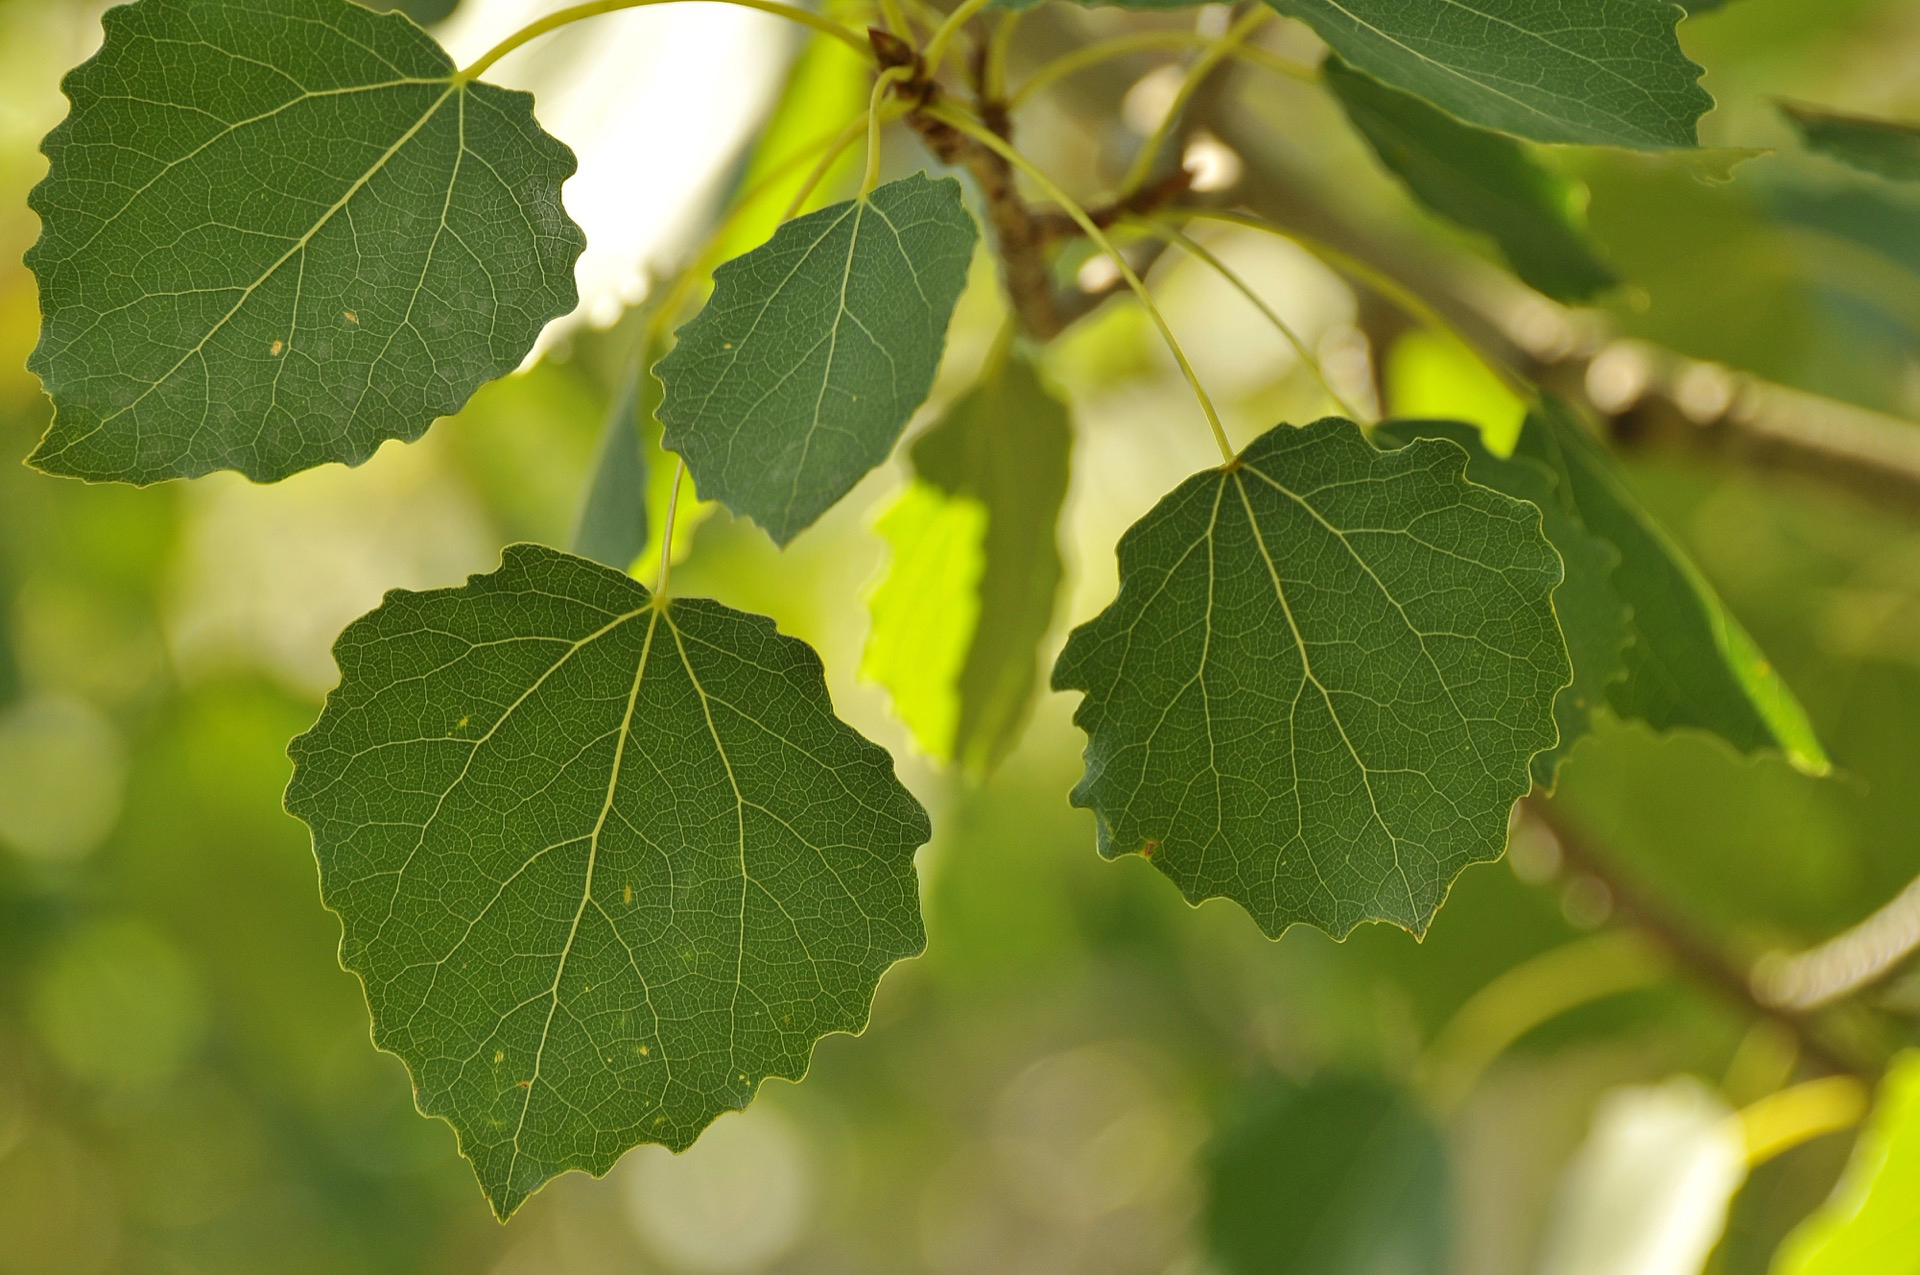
1052,419,1569,938
27,0,584,485
1326,59,1618,302
867,348,1072,775
656,174,977,546
1375,420,1627,789
1515,402,1828,774
1781,102,1920,183
1267,0,1710,149
1206,1073,1450,1275
569,358,653,571
285,544,928,1219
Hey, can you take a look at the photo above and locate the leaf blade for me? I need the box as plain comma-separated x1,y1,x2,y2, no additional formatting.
285,544,928,1219
27,0,584,485
1781,102,1920,183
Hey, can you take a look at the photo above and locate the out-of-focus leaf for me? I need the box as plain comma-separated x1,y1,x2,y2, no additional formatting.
867,349,1071,775
1775,1052,1920,1274
1781,103,1920,183
1205,1073,1449,1275
285,544,929,1219
1538,1078,1746,1275
656,174,977,546
1052,419,1568,938
1383,330,1529,455
1515,402,1828,774
569,361,651,571
1375,420,1627,788
1325,58,1618,302
1266,0,1711,149
27,0,583,484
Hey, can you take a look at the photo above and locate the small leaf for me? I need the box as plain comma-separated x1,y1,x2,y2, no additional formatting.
866,349,1072,775
1515,401,1829,774
285,544,928,1219
1326,59,1618,302
656,174,978,546
569,362,651,570
1776,1053,1920,1274
1052,419,1569,939
1267,0,1711,149
27,0,584,484
1375,420,1627,789
1781,102,1920,183
1206,1073,1450,1275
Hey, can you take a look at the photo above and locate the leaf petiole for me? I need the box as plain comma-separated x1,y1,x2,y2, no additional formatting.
460,0,871,80
925,104,1233,462
921,0,998,81
1118,7,1270,197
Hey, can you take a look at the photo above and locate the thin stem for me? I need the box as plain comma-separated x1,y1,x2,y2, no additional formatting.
922,0,997,80
461,0,870,79
1736,1076,1868,1168
1118,7,1269,197
1128,216,1368,422
983,10,1020,102
1008,29,1311,111
877,0,910,38
784,109,875,221
862,68,914,197
926,103,1232,461
656,458,688,598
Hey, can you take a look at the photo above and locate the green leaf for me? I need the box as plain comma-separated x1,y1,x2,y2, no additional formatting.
1514,401,1829,774
284,544,928,1219
1206,1073,1450,1275
1374,420,1627,789
1051,419,1569,938
1325,59,1618,303
569,362,651,571
656,174,978,547
1781,102,1920,183
26,0,584,485
1266,0,1711,149
866,349,1072,776
1776,1052,1920,1274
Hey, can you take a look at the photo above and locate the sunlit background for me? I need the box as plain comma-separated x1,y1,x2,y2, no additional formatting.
3,0,1920,1271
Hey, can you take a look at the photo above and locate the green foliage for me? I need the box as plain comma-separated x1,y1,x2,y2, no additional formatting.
1205,1073,1450,1275
26,0,582,485
1325,59,1617,303
1266,0,1711,148
1515,401,1828,773
1373,419,1627,788
1781,102,1920,183
1776,1054,1920,1273
1052,419,1568,938
867,345,1071,775
570,362,652,571
285,544,928,1219
656,174,977,546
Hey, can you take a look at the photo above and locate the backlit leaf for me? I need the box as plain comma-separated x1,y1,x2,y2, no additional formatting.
1776,1053,1920,1275
1515,401,1828,774
285,544,928,1219
866,349,1072,775
1052,419,1569,938
656,174,977,546
1375,419,1627,789
1326,58,1618,302
1267,0,1711,149
27,0,584,484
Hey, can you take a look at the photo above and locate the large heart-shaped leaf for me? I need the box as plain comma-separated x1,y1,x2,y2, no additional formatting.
286,544,928,1219
656,174,977,546
1053,419,1569,938
27,0,584,484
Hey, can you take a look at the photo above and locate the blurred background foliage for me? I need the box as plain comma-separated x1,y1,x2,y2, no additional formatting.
2,0,1920,1271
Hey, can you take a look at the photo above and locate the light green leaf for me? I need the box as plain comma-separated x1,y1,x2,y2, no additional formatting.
1206,1073,1450,1275
1326,58,1618,302
1267,0,1711,149
1375,419,1627,789
27,0,584,485
656,174,978,547
570,361,651,571
1776,1052,1920,1275
1514,401,1829,774
1051,419,1569,938
285,544,928,1219
1781,102,1920,183
866,349,1072,776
